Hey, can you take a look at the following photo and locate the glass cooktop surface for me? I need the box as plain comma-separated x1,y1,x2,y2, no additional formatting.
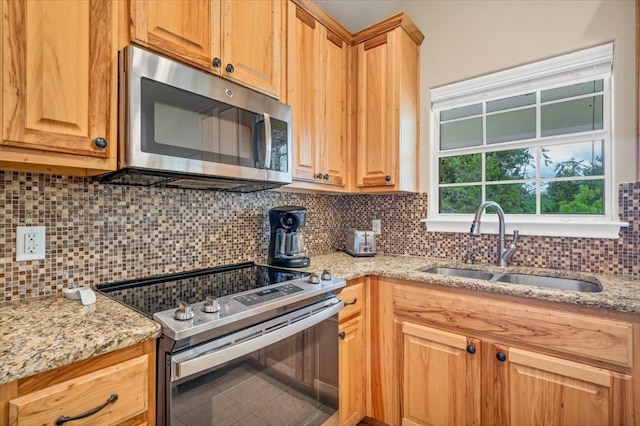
97,263,310,317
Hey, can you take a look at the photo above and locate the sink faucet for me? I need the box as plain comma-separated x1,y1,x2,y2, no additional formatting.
469,201,519,267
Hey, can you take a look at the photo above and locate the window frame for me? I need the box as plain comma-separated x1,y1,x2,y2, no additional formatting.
422,43,628,239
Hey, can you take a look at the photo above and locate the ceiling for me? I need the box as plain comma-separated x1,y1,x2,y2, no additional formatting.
313,0,401,33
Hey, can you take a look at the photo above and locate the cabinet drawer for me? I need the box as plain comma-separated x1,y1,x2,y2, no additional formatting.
9,355,148,426
339,282,365,321
393,284,633,368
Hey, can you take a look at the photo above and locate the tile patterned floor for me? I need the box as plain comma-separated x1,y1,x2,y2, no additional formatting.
171,363,334,426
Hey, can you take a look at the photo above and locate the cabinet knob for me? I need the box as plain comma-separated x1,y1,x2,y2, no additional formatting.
212,57,222,68
323,174,329,180
93,137,107,149
466,344,476,354
338,331,346,340
385,175,392,182
316,173,323,179
226,63,235,73
496,352,507,362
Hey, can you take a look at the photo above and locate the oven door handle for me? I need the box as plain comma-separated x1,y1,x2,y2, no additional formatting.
172,299,344,381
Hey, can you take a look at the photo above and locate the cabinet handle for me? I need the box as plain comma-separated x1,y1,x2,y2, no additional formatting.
343,298,357,306
226,63,235,73
338,331,346,340
496,352,507,362
466,344,476,354
385,175,392,182
316,173,323,179
93,137,108,149
212,57,222,68
323,174,329,180
55,394,118,425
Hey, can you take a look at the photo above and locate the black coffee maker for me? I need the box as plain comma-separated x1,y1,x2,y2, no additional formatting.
268,206,310,268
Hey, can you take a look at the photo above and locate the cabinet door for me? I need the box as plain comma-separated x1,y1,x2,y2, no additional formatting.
339,314,366,426
287,4,320,183
488,345,633,426
129,0,213,68
220,0,283,97
356,33,395,189
319,27,348,187
2,0,115,171
401,322,481,426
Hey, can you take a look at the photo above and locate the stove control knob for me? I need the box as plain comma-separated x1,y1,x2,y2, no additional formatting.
175,301,195,321
309,273,321,284
202,296,220,313
321,270,332,281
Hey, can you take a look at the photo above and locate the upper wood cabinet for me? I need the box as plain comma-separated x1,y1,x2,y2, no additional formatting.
354,15,423,192
286,2,349,191
1,0,117,175
129,0,284,98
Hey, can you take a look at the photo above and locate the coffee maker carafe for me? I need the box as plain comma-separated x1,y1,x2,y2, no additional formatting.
268,206,310,268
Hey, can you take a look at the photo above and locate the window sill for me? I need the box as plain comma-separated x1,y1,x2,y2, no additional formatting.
421,216,628,239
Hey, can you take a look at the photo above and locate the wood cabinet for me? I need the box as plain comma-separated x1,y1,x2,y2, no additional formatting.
286,2,349,191
129,0,284,98
0,341,156,426
353,14,423,192
366,276,639,426
1,0,117,175
337,279,366,426
401,323,480,426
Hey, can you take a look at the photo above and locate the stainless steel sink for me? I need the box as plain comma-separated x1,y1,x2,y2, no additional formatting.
421,267,602,292
493,273,602,292
421,267,495,281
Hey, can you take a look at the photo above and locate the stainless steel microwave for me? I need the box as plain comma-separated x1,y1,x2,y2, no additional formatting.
97,46,292,192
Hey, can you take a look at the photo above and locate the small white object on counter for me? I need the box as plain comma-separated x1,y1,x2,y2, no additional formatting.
63,287,96,305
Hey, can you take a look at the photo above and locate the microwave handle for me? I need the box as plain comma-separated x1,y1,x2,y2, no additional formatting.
263,113,272,169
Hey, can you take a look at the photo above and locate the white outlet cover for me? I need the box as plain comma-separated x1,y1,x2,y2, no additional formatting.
372,219,382,235
16,226,46,261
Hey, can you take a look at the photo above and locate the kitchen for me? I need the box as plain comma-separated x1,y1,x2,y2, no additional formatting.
0,0,639,425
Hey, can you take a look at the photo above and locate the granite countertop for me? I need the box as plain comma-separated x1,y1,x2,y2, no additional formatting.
0,292,161,386
299,252,640,315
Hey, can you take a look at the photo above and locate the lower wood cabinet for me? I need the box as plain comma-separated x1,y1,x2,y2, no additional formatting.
338,278,366,426
365,276,639,426
0,340,156,426
401,321,633,426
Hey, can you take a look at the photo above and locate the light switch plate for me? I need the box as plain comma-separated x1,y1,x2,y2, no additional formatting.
372,219,382,235
16,226,46,261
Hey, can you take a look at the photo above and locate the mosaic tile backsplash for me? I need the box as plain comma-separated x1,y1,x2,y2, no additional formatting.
1,171,639,301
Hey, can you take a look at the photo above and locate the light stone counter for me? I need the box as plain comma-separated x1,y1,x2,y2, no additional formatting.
0,292,161,386
300,252,640,315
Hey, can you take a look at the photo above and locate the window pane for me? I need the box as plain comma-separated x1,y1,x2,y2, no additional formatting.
541,95,603,137
440,104,482,121
541,179,604,214
540,140,604,178
486,148,536,181
487,183,536,214
439,154,482,184
439,186,482,213
541,80,603,103
440,117,483,150
486,93,535,113
486,108,536,144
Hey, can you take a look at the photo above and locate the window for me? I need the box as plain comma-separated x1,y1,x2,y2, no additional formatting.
423,44,627,238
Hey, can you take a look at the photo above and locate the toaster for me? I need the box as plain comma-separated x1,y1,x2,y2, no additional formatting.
345,229,376,257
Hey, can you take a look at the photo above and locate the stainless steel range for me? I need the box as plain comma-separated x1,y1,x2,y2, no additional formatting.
97,263,345,426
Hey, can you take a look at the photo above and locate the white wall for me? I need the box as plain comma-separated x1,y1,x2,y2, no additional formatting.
395,0,636,191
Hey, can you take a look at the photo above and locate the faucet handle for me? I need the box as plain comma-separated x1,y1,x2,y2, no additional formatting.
511,230,520,246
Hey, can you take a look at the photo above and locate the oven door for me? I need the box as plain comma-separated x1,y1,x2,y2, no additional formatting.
165,298,343,426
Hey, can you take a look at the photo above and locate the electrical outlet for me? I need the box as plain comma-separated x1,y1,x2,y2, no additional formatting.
372,219,382,235
16,226,46,261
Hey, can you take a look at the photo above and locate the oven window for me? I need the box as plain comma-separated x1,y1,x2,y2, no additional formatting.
141,77,280,169
170,318,338,426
